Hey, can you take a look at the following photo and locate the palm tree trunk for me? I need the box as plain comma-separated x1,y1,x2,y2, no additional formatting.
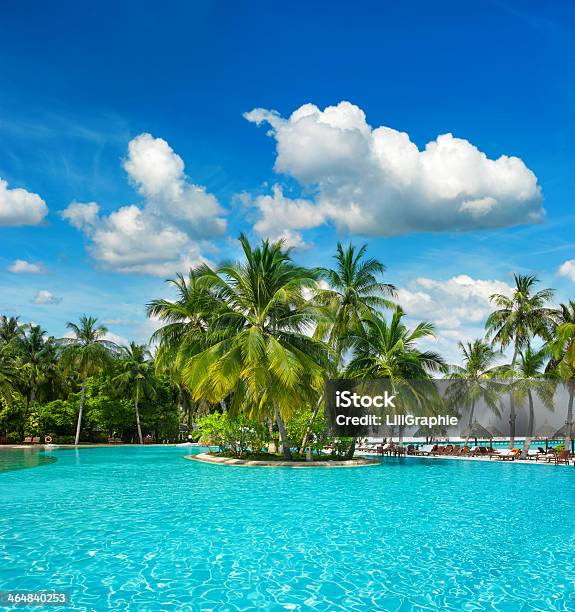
508,346,519,449
523,388,534,454
74,377,87,446
273,405,291,460
345,437,356,460
300,394,323,453
465,400,476,447
565,385,574,455
134,384,143,444
21,386,36,439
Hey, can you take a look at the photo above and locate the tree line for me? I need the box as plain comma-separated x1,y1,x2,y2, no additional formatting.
1,235,574,456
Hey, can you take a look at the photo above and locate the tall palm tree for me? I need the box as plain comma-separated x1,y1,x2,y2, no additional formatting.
486,273,555,447
151,234,328,460
14,325,56,436
448,340,502,445
60,316,116,445
550,302,575,454
345,309,446,454
502,346,554,454
0,343,17,406
0,315,25,345
301,243,396,452
113,342,156,444
314,242,396,365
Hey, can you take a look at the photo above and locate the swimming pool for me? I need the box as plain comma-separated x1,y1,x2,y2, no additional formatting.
1,446,574,610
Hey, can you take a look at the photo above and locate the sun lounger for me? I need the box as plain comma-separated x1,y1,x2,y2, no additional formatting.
555,450,570,465
417,444,436,455
526,449,544,460
433,446,447,455
32,437,40,444
377,443,393,456
490,448,520,461
537,450,556,463
22,436,33,444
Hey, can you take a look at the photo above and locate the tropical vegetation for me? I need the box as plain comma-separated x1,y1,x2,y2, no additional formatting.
1,237,574,459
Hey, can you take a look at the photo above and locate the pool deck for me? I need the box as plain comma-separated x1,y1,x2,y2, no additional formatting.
186,452,380,468
1,445,572,467
355,451,574,467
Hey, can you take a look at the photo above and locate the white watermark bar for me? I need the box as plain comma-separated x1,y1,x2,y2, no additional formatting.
324,379,575,440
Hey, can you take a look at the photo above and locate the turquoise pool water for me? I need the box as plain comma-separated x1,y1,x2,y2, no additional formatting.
0,446,574,611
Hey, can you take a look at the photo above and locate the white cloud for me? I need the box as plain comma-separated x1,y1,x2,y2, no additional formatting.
558,259,575,282
8,259,44,274
61,201,100,229
103,331,128,347
249,185,324,247
62,328,127,347
32,290,62,305
397,274,513,364
0,178,48,226
62,134,225,276
123,133,226,237
245,101,544,238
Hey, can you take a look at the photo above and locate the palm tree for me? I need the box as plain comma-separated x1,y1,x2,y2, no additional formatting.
486,273,555,447
502,346,554,454
448,340,502,445
345,308,446,452
0,315,25,345
301,243,396,453
151,234,328,460
346,309,445,381
550,302,575,454
113,342,156,444
14,325,57,437
148,269,210,371
0,343,17,406
60,316,116,445
314,242,396,365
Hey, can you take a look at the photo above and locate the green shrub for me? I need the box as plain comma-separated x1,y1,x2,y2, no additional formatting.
286,406,333,454
197,412,269,458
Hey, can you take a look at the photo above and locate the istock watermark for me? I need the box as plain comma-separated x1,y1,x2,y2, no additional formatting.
324,379,575,441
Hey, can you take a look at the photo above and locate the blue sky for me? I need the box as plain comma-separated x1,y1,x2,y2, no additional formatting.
1,0,574,361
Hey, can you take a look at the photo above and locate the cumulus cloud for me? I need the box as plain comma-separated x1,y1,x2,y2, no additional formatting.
62,134,225,276
8,259,45,274
249,185,324,247
558,259,575,282
396,274,513,363
32,290,62,305
245,101,544,238
398,274,513,330
61,201,100,229
0,178,48,226
123,134,226,237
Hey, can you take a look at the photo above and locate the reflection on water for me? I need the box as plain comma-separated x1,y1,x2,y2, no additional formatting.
0,450,57,473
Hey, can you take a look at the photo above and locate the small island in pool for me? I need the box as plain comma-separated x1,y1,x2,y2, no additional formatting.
186,451,379,468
